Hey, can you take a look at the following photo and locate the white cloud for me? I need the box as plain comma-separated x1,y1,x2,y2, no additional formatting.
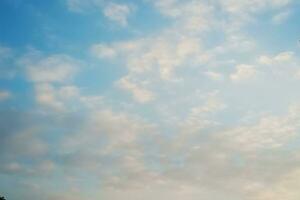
62,108,156,158
258,55,273,65
20,53,84,111
220,0,291,16
230,64,257,82
179,93,226,135
66,0,84,12
25,54,79,83
218,105,300,153
153,0,217,33
33,83,100,112
117,77,155,103
274,51,294,62
272,10,291,24
58,86,80,99
35,83,65,111
205,71,224,81
91,44,117,59
258,51,295,66
79,95,103,109
92,36,203,80
294,70,300,79
0,90,12,101
4,0,300,199
103,3,133,27
256,168,300,200
66,0,133,26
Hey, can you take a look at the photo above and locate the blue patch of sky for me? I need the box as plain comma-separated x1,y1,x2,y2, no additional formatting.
245,4,300,53
0,0,172,101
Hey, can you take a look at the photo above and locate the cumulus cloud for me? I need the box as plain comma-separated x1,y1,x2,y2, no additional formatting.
24,54,79,83
259,51,295,65
274,51,294,62
92,35,203,85
66,0,134,26
218,105,300,153
103,3,133,27
34,83,67,111
117,77,155,103
257,51,299,79
230,64,257,82
18,53,91,112
91,44,117,59
34,83,102,111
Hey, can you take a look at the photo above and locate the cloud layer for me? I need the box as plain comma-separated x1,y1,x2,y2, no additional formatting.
1,0,300,200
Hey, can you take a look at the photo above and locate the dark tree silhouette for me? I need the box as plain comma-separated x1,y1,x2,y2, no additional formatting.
0,196,6,200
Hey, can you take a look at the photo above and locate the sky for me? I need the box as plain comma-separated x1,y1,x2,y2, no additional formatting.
1,0,300,199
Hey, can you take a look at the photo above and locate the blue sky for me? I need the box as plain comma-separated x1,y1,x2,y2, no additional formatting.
1,0,300,200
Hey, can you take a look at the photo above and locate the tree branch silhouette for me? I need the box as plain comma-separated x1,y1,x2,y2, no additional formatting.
0,196,6,200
